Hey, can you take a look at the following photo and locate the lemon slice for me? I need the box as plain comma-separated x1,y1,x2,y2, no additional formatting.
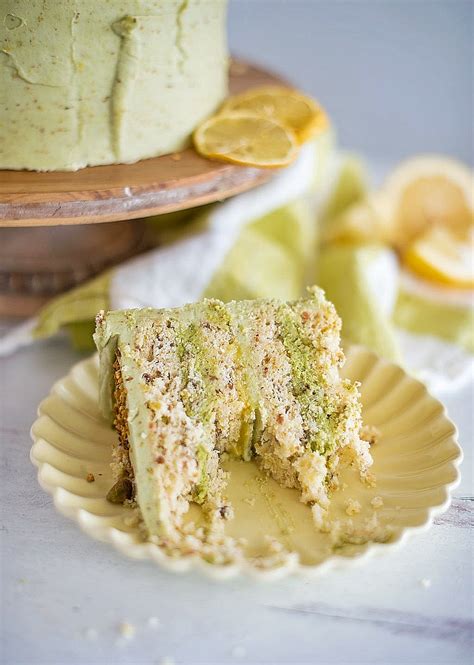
193,112,298,168
404,226,474,289
221,86,329,144
382,156,474,249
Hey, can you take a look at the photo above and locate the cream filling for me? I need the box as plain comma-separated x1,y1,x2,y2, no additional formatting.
229,301,305,488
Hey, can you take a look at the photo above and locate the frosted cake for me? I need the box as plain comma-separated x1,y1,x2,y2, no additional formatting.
0,0,228,171
94,289,372,562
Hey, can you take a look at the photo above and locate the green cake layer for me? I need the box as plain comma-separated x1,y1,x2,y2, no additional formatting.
94,288,371,558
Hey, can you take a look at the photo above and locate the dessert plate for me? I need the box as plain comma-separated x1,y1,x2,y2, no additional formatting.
30,345,462,579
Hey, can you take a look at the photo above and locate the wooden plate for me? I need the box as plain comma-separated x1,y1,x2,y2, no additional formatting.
0,60,285,228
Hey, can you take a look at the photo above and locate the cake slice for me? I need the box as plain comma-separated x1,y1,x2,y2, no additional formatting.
94,288,372,560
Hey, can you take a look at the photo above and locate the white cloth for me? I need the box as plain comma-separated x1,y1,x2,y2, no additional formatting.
110,143,318,310
0,143,320,356
396,329,474,396
0,149,471,397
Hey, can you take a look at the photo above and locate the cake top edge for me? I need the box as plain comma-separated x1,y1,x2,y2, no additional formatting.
95,286,330,328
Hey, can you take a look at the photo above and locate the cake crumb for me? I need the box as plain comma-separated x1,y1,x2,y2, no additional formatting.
362,470,377,488
231,645,247,658
419,578,432,589
243,497,256,507
360,425,380,445
345,498,361,516
123,510,141,528
371,496,384,509
86,473,95,483
148,616,161,629
118,622,136,640
171,153,182,161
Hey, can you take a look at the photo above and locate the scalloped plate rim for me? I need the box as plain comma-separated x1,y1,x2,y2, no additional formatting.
29,345,463,580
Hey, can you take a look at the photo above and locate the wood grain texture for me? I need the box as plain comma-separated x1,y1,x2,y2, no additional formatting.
0,61,287,227
0,220,150,317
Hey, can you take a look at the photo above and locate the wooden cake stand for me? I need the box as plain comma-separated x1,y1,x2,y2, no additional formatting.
0,60,285,316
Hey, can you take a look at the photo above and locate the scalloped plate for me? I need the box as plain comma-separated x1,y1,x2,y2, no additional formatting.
30,346,462,579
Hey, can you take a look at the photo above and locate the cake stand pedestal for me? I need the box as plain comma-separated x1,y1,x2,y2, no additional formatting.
0,60,286,316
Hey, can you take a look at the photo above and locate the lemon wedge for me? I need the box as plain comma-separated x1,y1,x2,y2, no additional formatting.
404,226,474,289
193,112,298,168
221,86,329,144
382,156,474,249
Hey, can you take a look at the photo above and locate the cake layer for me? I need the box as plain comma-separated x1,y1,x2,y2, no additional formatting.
94,290,371,554
0,0,228,171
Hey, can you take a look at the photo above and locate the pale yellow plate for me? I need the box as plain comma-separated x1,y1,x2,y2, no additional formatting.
30,346,462,580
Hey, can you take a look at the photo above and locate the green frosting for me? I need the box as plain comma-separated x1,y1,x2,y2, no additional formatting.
176,301,246,503
275,304,336,455
1,0,228,170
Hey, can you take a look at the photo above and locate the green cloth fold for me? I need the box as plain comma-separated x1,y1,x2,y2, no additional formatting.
34,272,111,342
26,152,472,365
317,245,401,362
205,201,316,302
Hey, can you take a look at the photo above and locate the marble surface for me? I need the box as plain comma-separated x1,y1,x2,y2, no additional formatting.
1,329,473,665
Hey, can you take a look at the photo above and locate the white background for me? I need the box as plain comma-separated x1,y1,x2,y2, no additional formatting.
1,2,473,664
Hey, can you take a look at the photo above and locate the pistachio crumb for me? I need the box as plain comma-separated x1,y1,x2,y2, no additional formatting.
106,478,133,504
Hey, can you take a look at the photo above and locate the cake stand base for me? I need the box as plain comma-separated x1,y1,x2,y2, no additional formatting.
0,221,150,316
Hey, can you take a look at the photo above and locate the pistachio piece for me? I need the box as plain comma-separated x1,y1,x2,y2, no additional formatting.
106,478,133,504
